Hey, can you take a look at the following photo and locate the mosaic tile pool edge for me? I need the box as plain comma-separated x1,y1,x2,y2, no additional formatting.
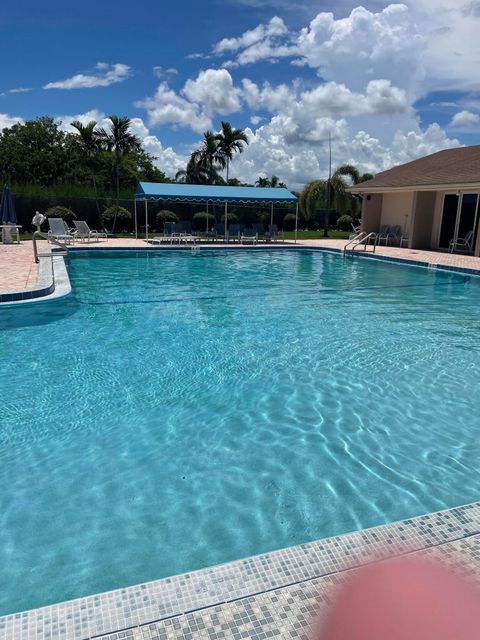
1,502,479,640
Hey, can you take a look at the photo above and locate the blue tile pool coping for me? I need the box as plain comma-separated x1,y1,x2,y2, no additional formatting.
1,502,479,640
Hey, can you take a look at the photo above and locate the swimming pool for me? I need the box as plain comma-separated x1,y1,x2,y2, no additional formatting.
1,249,480,615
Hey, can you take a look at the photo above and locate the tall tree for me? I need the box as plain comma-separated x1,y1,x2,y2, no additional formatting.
175,156,212,184
215,121,249,182
70,120,103,227
98,116,141,231
192,130,225,183
0,117,68,186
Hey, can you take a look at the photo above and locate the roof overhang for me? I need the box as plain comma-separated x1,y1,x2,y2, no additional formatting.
347,182,480,195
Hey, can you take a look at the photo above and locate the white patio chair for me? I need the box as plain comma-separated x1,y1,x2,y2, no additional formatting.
449,230,474,253
47,218,75,244
74,220,108,242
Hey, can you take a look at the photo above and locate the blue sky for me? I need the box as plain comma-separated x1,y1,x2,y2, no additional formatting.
1,0,479,187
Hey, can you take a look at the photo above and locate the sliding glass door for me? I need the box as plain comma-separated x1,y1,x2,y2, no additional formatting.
439,193,479,252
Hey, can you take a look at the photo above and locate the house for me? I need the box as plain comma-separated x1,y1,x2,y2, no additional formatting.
348,146,480,255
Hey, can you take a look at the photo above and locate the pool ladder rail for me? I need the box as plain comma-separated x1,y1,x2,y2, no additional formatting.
343,231,378,257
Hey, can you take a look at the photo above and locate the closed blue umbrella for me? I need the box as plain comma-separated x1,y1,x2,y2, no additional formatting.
0,184,16,224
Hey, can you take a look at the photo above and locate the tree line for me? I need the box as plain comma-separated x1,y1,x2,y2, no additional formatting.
0,115,170,230
0,115,374,235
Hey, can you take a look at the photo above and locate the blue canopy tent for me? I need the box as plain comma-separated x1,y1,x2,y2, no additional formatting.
134,182,299,242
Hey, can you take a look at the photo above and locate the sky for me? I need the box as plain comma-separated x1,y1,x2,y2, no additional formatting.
1,0,479,188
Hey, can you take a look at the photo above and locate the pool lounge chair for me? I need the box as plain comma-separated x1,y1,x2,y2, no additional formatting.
74,220,108,242
266,224,283,243
213,223,226,242
252,223,266,242
150,234,197,245
228,224,242,243
48,218,75,244
449,229,474,253
240,228,258,244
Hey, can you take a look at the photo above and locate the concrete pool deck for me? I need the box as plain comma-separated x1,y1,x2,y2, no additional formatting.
3,237,480,297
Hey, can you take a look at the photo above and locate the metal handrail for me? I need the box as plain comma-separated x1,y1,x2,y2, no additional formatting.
344,231,378,256
343,231,367,253
32,230,69,263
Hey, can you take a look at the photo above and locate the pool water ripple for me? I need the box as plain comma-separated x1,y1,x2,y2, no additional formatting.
0,250,480,615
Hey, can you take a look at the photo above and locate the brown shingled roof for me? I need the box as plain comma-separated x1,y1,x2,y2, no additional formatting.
351,145,480,191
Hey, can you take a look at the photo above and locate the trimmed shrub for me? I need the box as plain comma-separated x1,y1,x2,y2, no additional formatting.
337,214,354,231
221,212,239,223
45,205,76,226
283,213,297,231
156,209,179,231
103,205,132,231
193,211,215,230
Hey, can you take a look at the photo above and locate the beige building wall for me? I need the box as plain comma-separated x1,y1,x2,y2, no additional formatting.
361,194,383,233
380,192,415,232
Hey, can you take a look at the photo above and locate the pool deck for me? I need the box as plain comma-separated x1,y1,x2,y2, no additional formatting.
2,237,480,296
2,239,480,638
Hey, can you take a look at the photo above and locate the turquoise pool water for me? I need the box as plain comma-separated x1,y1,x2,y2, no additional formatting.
1,249,480,615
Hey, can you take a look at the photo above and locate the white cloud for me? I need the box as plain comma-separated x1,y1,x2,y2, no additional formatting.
55,109,109,132
153,66,178,78
213,2,480,95
0,87,32,97
231,117,460,190
214,16,288,54
0,113,23,130
183,68,241,115
44,63,132,90
449,110,480,128
135,82,212,133
136,69,241,133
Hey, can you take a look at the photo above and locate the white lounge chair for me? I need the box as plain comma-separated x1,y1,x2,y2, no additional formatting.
449,230,474,253
240,228,258,244
74,220,108,242
48,218,75,244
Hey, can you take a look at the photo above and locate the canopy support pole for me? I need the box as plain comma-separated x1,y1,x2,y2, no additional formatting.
145,199,149,241
206,201,209,233
294,201,299,244
270,202,274,227
224,201,228,242
134,199,138,239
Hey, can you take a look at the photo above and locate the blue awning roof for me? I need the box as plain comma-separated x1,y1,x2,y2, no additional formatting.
135,182,297,204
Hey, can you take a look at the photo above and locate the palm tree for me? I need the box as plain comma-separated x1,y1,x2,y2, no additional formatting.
70,120,103,227
191,130,226,184
255,176,270,187
300,164,375,237
300,176,349,237
215,121,249,182
255,175,286,188
98,116,141,231
175,156,212,184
